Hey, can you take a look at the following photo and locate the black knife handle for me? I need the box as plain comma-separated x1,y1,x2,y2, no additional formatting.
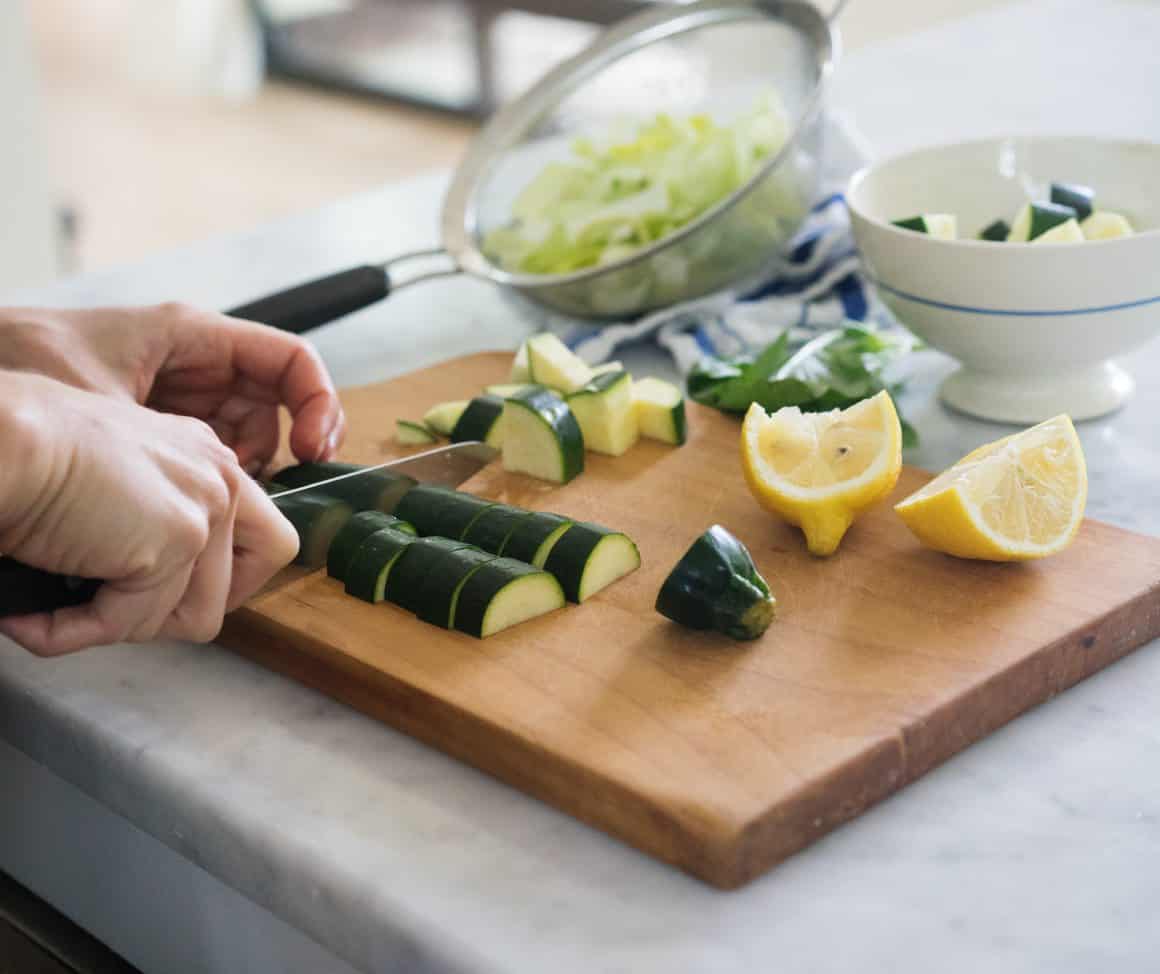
0,557,102,618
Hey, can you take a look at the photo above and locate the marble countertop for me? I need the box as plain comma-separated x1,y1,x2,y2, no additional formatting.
2,1,1159,971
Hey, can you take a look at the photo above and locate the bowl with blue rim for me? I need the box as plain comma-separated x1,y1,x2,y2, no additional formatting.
847,135,1160,423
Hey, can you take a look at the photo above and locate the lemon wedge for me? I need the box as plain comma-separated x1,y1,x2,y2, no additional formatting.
740,391,903,555
894,415,1086,561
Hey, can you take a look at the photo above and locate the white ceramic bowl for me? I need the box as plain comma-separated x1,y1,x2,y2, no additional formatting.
847,136,1160,423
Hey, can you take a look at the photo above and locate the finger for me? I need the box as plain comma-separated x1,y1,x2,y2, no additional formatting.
224,402,280,471
226,476,300,611
159,499,236,643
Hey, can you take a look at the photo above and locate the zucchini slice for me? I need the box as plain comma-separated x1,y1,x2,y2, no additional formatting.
1050,181,1094,221
450,394,505,447
343,527,416,603
1032,217,1083,244
509,342,531,382
394,485,495,539
590,361,624,377
414,546,497,628
452,557,565,638
396,419,438,446
500,512,573,566
891,214,957,239
462,504,532,554
384,537,474,614
526,333,593,393
501,388,585,484
566,370,639,457
655,525,776,640
979,219,1010,242
327,510,416,580
1082,211,1134,240
484,382,540,398
1007,201,1077,242
542,522,641,603
633,377,687,445
422,400,470,437
273,492,354,569
271,461,415,514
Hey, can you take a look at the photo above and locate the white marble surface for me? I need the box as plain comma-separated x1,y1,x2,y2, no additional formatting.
2,2,1160,972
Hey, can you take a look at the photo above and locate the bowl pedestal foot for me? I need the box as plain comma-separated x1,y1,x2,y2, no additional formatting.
939,361,1134,424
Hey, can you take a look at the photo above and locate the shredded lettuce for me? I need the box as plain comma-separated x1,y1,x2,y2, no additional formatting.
484,95,791,276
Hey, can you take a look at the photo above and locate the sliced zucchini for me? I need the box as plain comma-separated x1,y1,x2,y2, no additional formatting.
384,536,474,614
500,512,573,566
343,527,416,603
462,504,532,554
271,461,415,515
396,419,438,446
526,333,593,393
542,522,641,603
510,342,531,382
414,546,497,628
327,510,416,580
590,360,624,376
565,370,639,457
422,400,470,437
484,382,540,398
501,388,585,484
633,377,687,445
979,219,1010,242
450,394,505,447
891,214,957,239
655,525,776,640
1050,181,1094,221
273,492,354,569
452,557,565,638
1007,201,1077,242
1032,217,1083,244
1082,211,1134,240
394,485,494,539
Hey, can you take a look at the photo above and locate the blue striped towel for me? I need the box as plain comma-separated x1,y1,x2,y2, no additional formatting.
521,115,886,376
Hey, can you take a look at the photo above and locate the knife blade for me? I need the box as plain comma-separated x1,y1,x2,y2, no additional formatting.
0,441,499,618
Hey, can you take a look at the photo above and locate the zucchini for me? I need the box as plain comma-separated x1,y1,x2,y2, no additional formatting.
542,522,641,603
590,361,624,376
979,219,1010,242
1082,211,1134,240
484,382,540,398
462,504,532,554
565,370,639,457
394,485,495,539
1032,217,1083,244
396,419,438,445
384,536,474,614
414,546,497,628
271,461,415,515
1007,201,1077,242
526,333,593,393
891,214,956,239
1050,181,1094,221
450,394,505,447
510,342,531,382
633,377,687,445
452,557,565,638
327,510,416,580
343,527,416,603
655,525,776,640
500,512,573,566
273,492,354,569
422,400,470,436
501,388,585,484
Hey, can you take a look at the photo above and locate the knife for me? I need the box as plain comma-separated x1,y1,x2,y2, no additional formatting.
0,441,498,618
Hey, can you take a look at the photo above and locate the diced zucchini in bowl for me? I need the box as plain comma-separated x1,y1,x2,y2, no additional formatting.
1032,218,1083,244
978,219,1010,242
543,523,641,603
396,419,438,445
632,377,687,445
526,333,593,393
1050,181,1094,221
891,214,957,239
565,370,639,457
451,394,506,447
1007,201,1079,242
502,388,585,484
423,400,470,436
1082,211,1134,240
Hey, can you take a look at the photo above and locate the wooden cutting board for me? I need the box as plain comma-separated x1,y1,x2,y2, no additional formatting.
220,352,1160,889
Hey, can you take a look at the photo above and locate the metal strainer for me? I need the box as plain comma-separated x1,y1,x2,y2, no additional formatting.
229,0,846,333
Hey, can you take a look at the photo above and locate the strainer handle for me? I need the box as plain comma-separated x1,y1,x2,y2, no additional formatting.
826,0,853,23
227,249,459,334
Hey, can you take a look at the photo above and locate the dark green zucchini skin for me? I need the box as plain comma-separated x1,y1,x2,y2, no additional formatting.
1050,181,1093,221
414,547,497,627
542,522,618,603
327,511,416,580
394,486,494,539
451,395,504,443
508,388,585,484
891,216,927,233
273,492,353,568
452,557,546,638
462,504,531,553
980,219,1010,242
655,525,775,640
344,528,416,602
501,512,572,563
271,462,416,514
384,537,473,614
1027,201,1076,239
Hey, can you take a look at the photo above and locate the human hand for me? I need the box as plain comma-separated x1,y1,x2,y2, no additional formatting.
0,303,344,473
0,372,300,655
